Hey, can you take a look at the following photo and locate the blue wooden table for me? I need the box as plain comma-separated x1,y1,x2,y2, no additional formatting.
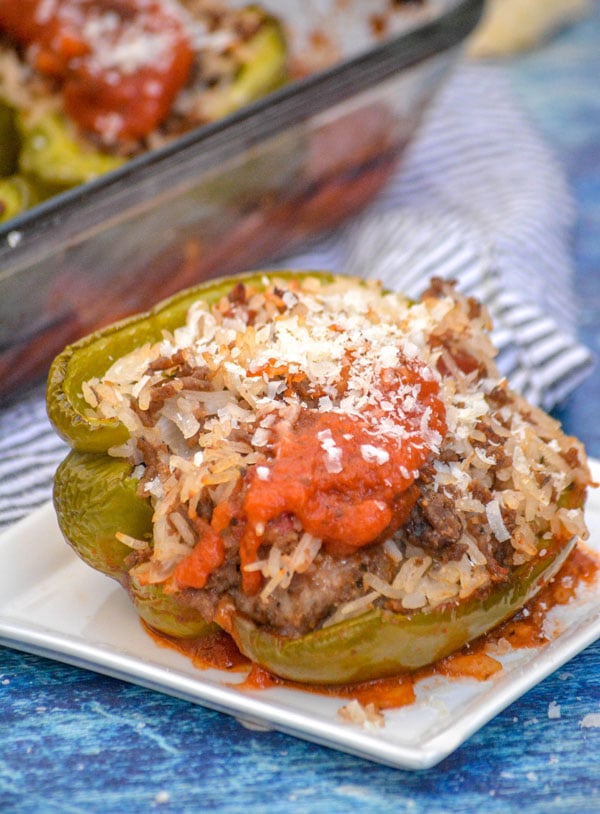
2,8,600,812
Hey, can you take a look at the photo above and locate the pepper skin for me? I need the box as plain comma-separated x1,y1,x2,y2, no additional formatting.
0,175,40,223
1,110,123,220
0,103,124,217
0,101,19,177
47,270,584,683
17,112,125,190
53,450,213,639
198,15,288,122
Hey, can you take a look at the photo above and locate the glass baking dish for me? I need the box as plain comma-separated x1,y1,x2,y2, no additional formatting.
0,0,484,401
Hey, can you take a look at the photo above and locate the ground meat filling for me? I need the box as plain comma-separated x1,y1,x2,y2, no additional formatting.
404,488,465,562
83,275,591,639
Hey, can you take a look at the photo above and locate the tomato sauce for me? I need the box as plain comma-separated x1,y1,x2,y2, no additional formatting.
0,0,194,141
145,624,249,672
484,542,599,651
239,361,447,593
171,357,447,595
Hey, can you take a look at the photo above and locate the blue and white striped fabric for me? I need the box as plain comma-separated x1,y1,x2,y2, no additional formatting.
283,63,593,408
0,63,593,530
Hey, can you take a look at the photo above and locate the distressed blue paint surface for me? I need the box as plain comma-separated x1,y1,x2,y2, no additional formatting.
2,7,600,812
1,644,600,813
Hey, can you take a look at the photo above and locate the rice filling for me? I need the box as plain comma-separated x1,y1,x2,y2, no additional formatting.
82,275,591,638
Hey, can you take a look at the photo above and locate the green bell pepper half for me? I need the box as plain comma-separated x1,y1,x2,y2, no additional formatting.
17,111,125,191
201,12,288,122
47,270,581,684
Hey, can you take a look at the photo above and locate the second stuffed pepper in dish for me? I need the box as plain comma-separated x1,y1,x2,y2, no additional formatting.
0,0,288,221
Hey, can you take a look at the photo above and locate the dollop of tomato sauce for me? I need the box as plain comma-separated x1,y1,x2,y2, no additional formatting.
173,360,446,594
0,0,194,142
239,361,447,593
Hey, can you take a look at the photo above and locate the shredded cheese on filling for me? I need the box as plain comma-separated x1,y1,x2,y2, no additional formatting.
83,275,591,625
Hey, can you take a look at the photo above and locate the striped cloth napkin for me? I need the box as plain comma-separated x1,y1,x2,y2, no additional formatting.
0,63,593,530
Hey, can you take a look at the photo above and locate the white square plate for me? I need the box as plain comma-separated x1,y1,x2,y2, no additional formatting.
1,460,600,770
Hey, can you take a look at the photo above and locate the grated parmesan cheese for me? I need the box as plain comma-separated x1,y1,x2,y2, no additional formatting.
82,274,591,636
486,499,511,542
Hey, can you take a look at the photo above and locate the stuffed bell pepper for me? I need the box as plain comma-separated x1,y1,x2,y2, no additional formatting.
0,0,288,221
47,271,592,684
